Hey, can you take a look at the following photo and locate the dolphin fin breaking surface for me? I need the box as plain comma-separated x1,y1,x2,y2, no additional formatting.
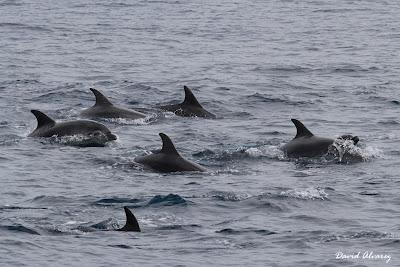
28,109,117,145
158,86,216,119
90,88,113,106
134,133,206,172
182,86,203,108
117,206,141,232
159,133,180,155
81,88,146,119
31,110,56,129
292,119,314,138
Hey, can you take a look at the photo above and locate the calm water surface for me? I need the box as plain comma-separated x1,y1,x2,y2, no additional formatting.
0,0,399,266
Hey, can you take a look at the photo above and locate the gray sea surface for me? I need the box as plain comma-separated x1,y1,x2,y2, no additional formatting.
0,0,399,266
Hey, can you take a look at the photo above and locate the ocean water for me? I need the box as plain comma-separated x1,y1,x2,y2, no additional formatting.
0,0,399,266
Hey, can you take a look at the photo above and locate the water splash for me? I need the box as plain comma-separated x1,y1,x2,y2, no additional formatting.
195,145,284,162
47,132,115,147
205,191,252,201
245,145,285,160
279,187,328,200
103,114,158,125
327,138,383,163
72,218,120,232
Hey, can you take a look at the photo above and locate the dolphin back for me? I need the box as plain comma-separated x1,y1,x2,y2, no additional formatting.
81,88,146,119
282,119,334,157
159,86,216,119
134,133,206,172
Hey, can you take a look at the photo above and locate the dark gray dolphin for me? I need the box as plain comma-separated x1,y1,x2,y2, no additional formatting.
135,133,206,172
117,207,141,232
159,86,216,119
28,110,117,141
282,119,358,158
81,88,146,119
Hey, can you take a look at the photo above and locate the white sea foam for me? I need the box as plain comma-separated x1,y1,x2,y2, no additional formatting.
279,187,328,200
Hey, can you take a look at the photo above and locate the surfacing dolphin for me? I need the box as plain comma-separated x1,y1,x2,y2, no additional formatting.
29,110,117,144
117,207,141,232
282,119,359,158
159,86,216,119
135,133,206,172
81,88,146,119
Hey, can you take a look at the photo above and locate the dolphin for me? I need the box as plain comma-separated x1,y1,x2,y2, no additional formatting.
281,119,359,158
28,110,117,142
81,88,146,119
159,86,216,119
117,207,141,232
135,133,206,172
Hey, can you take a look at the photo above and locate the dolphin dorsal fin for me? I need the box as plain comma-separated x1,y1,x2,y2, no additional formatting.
90,88,113,106
31,110,56,129
118,207,141,232
159,133,180,155
291,119,314,138
183,86,203,108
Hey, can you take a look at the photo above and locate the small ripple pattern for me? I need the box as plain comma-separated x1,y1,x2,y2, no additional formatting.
0,0,399,266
